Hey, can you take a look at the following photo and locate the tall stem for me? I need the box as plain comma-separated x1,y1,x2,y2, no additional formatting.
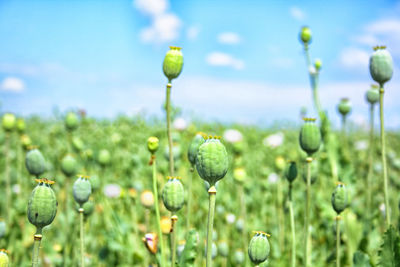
79,208,85,267
166,82,175,176
379,87,390,226
152,158,165,267
186,168,194,231
336,216,340,267
32,229,42,267
4,133,11,223
289,183,296,267
206,186,217,267
170,214,178,267
304,157,312,267
239,184,248,266
366,104,374,218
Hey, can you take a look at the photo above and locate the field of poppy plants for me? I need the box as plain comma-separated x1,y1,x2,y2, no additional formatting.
0,26,399,267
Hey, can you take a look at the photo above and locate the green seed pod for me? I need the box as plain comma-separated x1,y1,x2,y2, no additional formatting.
97,149,111,166
366,85,379,105
82,201,94,216
187,133,206,166
0,249,9,267
234,249,245,265
2,113,15,132
369,47,393,86
248,231,270,265
204,242,218,260
72,137,84,152
25,148,46,176
163,46,183,81
20,134,32,150
16,118,26,133
61,154,77,177
162,177,184,212
218,241,229,257
314,58,322,71
65,112,79,131
0,220,5,238
164,144,182,162
89,174,100,192
233,167,246,183
337,98,352,117
196,137,229,186
27,179,58,230
73,175,92,206
331,183,348,214
299,118,321,156
147,136,159,154
299,26,312,45
285,161,298,183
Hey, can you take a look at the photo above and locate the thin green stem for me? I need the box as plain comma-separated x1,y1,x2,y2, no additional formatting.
366,104,374,218
152,158,165,267
4,133,11,223
379,87,390,226
32,228,43,267
304,157,312,267
289,183,296,267
166,82,175,176
206,186,217,267
336,217,340,267
239,184,248,266
79,208,85,267
186,168,194,231
171,214,178,267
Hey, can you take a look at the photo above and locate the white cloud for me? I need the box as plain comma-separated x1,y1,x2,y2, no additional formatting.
133,0,168,16
206,52,244,70
366,19,400,35
187,25,200,40
134,0,181,44
140,13,182,43
339,47,369,69
1,77,25,92
217,32,241,45
290,6,305,21
272,57,294,69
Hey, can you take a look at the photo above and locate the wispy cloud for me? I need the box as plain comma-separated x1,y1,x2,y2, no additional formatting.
133,0,182,44
206,52,244,70
217,32,241,45
339,47,369,69
289,6,305,21
187,25,200,40
1,77,25,92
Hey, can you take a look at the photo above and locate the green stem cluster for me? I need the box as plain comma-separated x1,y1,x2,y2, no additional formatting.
166,82,175,176
366,104,374,217
289,183,296,267
186,168,194,231
304,157,312,267
152,159,165,267
171,215,178,267
4,134,11,223
206,186,217,267
336,217,340,267
32,229,43,267
79,208,85,267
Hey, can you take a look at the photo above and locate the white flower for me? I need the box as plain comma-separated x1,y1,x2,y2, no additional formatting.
173,117,188,131
104,184,121,198
354,140,368,151
268,173,279,184
223,129,243,143
12,184,21,194
263,132,284,148
308,66,317,75
226,213,236,224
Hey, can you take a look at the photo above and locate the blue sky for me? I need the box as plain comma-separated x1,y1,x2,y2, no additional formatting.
0,0,399,128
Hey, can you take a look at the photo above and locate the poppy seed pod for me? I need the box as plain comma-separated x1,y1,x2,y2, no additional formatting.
337,98,352,117
366,86,379,105
16,118,26,133
163,46,183,81
299,26,312,45
97,149,111,166
73,175,92,206
27,179,57,230
233,167,246,183
285,161,298,183
140,190,154,209
65,112,79,131
162,177,184,212
2,113,16,132
21,134,32,150
25,148,46,177
0,249,9,267
299,118,321,156
77,201,94,217
248,231,270,265
196,136,229,186
331,183,348,214
218,241,229,257
314,58,322,71
61,154,77,177
369,46,393,86
187,133,206,166
147,136,159,154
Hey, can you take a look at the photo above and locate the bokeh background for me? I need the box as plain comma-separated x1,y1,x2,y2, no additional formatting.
0,0,399,127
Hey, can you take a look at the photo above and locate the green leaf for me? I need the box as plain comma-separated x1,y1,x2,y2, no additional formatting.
353,251,371,267
378,225,400,267
177,229,199,267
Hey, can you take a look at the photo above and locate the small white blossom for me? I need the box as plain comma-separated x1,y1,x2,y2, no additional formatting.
268,173,279,184
263,132,284,148
226,213,236,224
104,184,121,198
223,129,243,143
173,117,188,131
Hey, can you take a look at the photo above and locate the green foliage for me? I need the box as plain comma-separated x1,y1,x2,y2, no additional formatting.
378,226,400,267
353,251,371,267
178,230,199,267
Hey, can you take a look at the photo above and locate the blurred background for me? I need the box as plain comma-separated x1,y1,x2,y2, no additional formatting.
0,0,399,127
